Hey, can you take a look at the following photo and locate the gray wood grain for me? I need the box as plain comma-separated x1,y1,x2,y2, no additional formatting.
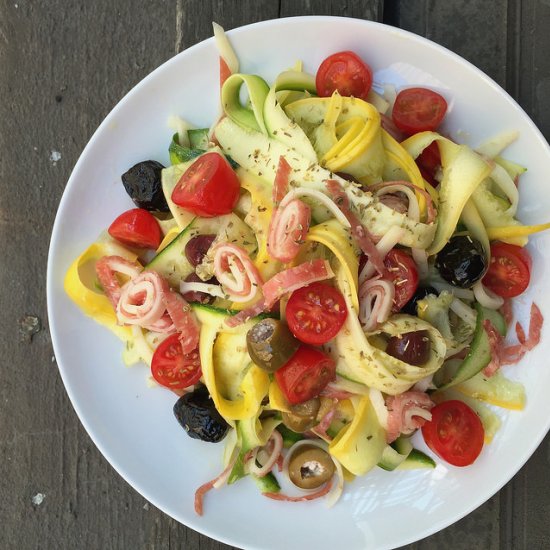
1,0,549,549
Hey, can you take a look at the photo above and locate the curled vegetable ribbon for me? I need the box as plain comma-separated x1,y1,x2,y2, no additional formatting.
193,306,270,422
64,242,137,341
285,93,385,184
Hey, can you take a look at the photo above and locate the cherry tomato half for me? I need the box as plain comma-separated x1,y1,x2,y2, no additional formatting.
285,282,348,345
108,208,162,249
171,152,240,217
315,51,373,100
422,400,484,467
392,87,448,135
384,249,419,312
151,333,202,390
482,242,531,298
275,345,336,405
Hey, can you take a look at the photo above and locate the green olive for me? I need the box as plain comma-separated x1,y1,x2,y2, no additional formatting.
288,446,335,490
246,318,300,373
281,398,321,433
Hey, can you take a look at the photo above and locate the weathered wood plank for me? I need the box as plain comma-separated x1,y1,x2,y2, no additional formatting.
280,0,383,19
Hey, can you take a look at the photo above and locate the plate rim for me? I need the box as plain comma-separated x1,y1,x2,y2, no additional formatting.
46,15,550,550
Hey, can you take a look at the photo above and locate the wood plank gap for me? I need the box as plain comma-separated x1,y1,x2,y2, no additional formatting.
506,0,522,100
499,480,515,550
175,0,184,54
382,0,400,27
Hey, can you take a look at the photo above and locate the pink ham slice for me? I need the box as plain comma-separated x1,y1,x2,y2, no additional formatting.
325,179,387,277
224,299,266,328
95,255,142,308
385,391,434,443
262,259,335,310
212,242,263,303
194,455,237,516
117,270,199,353
482,303,543,376
262,481,333,502
267,197,311,263
163,288,200,354
219,56,231,89
272,156,292,205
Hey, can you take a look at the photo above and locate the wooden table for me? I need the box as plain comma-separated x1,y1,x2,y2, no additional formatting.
2,1,549,548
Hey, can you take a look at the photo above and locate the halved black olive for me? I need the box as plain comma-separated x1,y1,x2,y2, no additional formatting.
246,319,300,373
173,385,229,443
121,160,168,212
435,235,487,288
185,234,216,267
385,330,431,366
401,285,438,315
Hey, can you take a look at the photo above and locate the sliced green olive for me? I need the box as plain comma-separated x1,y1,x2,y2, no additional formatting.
246,318,300,373
288,446,335,490
281,398,321,433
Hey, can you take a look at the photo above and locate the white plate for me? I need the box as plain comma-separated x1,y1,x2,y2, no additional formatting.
47,16,550,550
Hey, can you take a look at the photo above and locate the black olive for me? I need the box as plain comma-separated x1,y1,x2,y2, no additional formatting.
173,385,229,443
435,236,488,288
335,171,361,184
386,330,431,366
185,234,216,267
401,285,438,315
121,160,169,212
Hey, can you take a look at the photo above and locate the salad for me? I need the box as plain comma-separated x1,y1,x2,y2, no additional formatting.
64,23,548,515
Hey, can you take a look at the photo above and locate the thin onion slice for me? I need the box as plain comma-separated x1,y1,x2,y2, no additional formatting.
430,280,475,301
179,281,227,299
358,277,395,331
411,247,429,279
369,388,389,430
282,187,351,228
246,430,284,478
450,298,477,327
473,280,504,310
403,406,432,426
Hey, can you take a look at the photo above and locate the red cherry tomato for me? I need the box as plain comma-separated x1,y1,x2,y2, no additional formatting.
151,333,202,390
482,242,531,298
315,51,373,100
285,282,348,345
416,141,442,185
392,88,448,135
275,345,336,405
422,400,485,467
171,152,240,217
384,249,419,312
108,208,162,249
